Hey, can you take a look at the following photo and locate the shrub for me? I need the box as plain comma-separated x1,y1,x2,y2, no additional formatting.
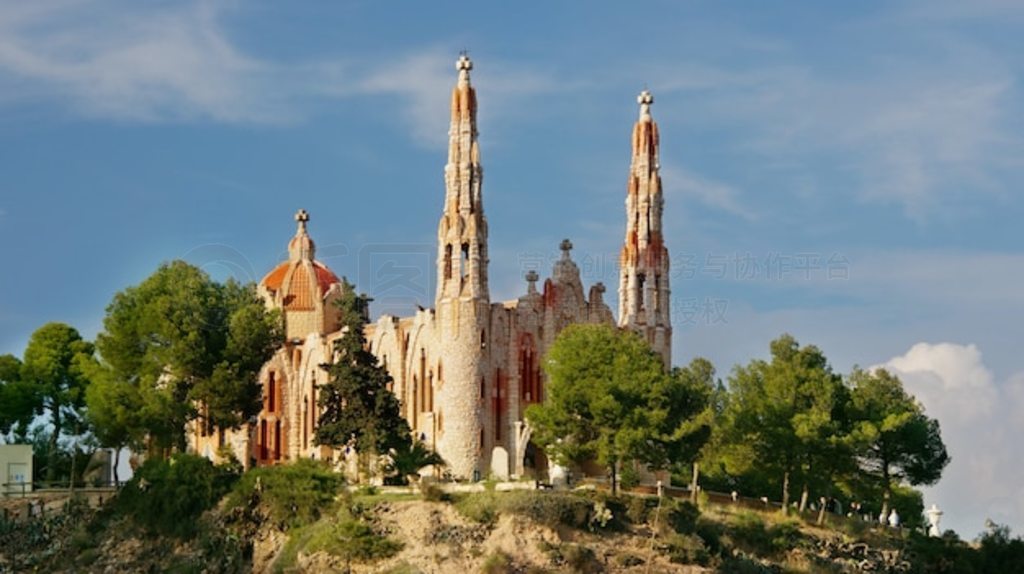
115,453,238,539
481,551,514,574
728,511,803,557
420,482,449,502
541,542,601,574
662,533,711,565
274,513,402,572
455,491,591,529
619,463,641,490
666,499,700,534
499,490,591,529
454,492,499,525
226,459,343,529
625,495,658,525
695,517,725,555
616,553,644,567
308,517,403,562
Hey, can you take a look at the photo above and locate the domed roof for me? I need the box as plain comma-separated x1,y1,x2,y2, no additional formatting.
261,259,340,295
259,209,341,310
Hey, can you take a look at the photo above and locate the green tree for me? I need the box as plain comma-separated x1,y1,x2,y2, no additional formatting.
717,334,847,513
315,279,411,480
848,367,949,519
20,323,95,482
82,360,144,484
526,324,704,494
387,440,446,485
668,358,719,503
94,261,282,454
0,354,36,441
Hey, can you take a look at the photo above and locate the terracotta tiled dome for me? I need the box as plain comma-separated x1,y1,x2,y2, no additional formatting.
259,209,341,311
261,259,340,310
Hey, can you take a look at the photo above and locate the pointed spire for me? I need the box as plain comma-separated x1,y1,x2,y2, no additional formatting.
619,88,671,366
437,52,488,302
289,208,315,261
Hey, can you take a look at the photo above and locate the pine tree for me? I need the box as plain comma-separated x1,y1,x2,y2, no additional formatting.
315,279,411,480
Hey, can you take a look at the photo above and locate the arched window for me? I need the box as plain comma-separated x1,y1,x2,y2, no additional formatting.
637,273,646,313
268,372,277,413
494,368,504,441
274,420,282,461
259,420,268,461
444,244,453,280
519,334,539,403
303,394,309,450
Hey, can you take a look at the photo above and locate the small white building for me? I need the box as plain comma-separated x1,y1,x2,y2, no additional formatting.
0,445,33,495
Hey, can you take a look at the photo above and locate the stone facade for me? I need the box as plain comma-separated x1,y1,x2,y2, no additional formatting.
189,55,672,480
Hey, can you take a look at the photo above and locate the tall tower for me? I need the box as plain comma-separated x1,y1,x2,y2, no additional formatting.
437,53,488,303
618,89,672,366
434,53,490,478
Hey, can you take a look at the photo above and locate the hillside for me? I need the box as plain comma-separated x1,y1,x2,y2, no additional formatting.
2,456,1020,573
6,475,995,573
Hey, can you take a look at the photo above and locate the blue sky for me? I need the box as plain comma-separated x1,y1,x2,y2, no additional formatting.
1,0,1022,537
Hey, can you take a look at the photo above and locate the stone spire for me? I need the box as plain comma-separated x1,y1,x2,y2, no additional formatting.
618,89,672,366
432,53,491,481
436,52,489,302
288,208,315,261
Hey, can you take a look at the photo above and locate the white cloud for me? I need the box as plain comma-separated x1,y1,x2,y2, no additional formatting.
661,162,756,220
879,343,1024,538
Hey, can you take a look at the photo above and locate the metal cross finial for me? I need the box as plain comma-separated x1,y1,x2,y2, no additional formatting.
560,238,573,252
295,208,309,231
638,88,654,120
525,270,539,295
456,52,473,72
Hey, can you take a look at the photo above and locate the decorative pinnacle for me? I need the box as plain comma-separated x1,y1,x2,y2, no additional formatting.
638,89,654,121
559,238,573,259
456,53,473,84
525,270,539,295
295,208,309,233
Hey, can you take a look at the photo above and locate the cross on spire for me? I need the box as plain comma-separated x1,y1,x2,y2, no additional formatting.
295,208,309,233
559,238,574,261
456,52,473,84
525,270,539,294
638,89,654,121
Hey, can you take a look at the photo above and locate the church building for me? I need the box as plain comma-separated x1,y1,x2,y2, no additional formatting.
190,54,672,480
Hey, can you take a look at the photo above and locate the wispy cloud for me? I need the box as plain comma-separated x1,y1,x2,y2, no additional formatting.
661,162,756,220
0,1,288,123
647,41,1021,221
0,3,563,145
